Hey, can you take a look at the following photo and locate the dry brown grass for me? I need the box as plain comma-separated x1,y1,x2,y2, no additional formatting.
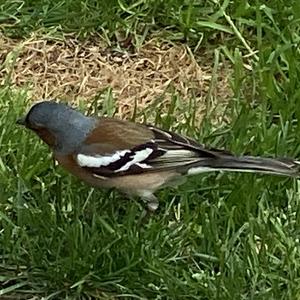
0,34,232,122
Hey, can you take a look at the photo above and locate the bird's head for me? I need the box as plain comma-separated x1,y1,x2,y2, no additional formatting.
17,100,96,153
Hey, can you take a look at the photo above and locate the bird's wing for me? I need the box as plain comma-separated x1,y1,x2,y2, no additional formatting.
74,118,226,177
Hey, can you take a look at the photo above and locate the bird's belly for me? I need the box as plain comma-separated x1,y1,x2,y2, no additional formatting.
107,171,179,193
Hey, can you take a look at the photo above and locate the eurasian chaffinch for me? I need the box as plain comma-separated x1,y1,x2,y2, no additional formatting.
17,101,300,211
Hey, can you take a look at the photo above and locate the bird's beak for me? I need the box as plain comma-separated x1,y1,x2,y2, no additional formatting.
16,116,26,126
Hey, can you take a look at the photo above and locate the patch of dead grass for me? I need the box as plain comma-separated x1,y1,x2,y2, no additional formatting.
0,34,232,123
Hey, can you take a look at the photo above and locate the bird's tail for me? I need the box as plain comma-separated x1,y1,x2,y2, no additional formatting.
185,155,300,177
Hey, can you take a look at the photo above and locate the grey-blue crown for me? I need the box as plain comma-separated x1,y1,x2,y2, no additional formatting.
26,100,96,153
26,101,73,127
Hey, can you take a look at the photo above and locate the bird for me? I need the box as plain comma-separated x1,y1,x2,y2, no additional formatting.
17,100,300,211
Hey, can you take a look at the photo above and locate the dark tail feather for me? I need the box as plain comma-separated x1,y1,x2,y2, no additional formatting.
185,156,300,177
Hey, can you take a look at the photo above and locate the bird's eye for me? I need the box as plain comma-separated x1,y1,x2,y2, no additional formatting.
26,118,44,130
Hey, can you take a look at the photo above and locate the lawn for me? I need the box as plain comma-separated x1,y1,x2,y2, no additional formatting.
1,0,300,299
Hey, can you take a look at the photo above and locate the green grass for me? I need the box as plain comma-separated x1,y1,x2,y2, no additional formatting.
1,0,300,299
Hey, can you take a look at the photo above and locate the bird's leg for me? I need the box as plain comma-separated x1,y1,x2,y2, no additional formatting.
136,190,159,212
145,195,159,212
